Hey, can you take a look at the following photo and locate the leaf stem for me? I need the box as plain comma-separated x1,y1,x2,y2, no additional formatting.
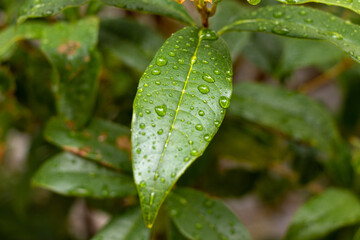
194,0,221,28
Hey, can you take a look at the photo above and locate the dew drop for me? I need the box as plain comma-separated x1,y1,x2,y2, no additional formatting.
214,121,221,127
178,58,184,64
198,85,210,94
140,123,145,129
191,149,199,156
157,129,164,135
219,96,230,108
195,124,203,131
136,148,141,154
200,29,218,40
151,69,161,75
202,73,215,83
214,69,221,75
204,134,211,142
155,104,167,116
156,56,167,66
169,51,176,57
272,26,290,35
199,110,205,116
184,157,190,162
247,0,261,5
155,80,161,85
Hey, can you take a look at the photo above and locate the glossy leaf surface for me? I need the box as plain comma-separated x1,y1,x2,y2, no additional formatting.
44,118,132,171
32,152,137,198
219,5,360,64
131,26,232,227
92,208,150,240
40,17,100,128
166,188,251,240
18,0,194,25
278,0,360,15
229,82,339,153
285,188,360,240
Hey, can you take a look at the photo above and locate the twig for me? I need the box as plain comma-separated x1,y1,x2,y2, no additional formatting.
298,57,353,93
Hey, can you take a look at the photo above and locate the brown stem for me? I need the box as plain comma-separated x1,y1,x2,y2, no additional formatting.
298,57,353,93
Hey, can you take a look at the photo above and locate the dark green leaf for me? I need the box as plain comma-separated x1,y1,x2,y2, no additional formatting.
18,0,194,25
0,22,45,60
44,117,132,171
131,26,232,227
39,17,100,128
285,188,360,240
166,188,251,240
279,38,343,75
32,152,137,198
99,18,163,72
92,208,150,240
229,82,339,153
278,0,360,16
168,220,189,240
218,5,360,64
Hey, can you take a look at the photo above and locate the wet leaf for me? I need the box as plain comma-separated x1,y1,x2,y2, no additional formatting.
219,5,360,64
18,0,194,25
44,117,132,172
131,26,232,227
285,188,360,240
166,188,251,240
92,208,150,240
32,152,137,198
229,82,340,154
278,0,360,16
39,17,100,128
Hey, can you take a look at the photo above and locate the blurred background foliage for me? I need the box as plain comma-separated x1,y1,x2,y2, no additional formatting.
1,0,360,239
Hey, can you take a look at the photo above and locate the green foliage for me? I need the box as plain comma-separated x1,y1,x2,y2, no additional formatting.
131,26,232,227
285,188,360,240
2,0,360,239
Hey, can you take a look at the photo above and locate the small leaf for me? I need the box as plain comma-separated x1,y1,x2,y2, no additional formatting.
166,188,252,240
0,22,45,60
39,17,100,128
131,26,232,227
18,0,195,25
44,117,132,171
18,0,88,23
285,188,360,240
92,208,150,240
278,0,360,16
229,82,339,153
219,5,360,64
32,152,137,198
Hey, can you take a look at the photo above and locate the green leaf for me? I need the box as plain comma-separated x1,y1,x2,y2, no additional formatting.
285,188,360,240
166,188,251,240
0,22,45,60
32,152,137,198
18,0,194,25
99,18,163,72
218,5,360,65
44,117,132,172
278,0,360,16
168,220,189,240
39,17,100,128
229,82,339,153
92,208,150,240
18,0,88,23
131,26,232,227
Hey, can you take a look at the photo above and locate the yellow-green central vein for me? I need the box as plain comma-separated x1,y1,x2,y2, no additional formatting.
145,29,204,226
157,28,204,171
